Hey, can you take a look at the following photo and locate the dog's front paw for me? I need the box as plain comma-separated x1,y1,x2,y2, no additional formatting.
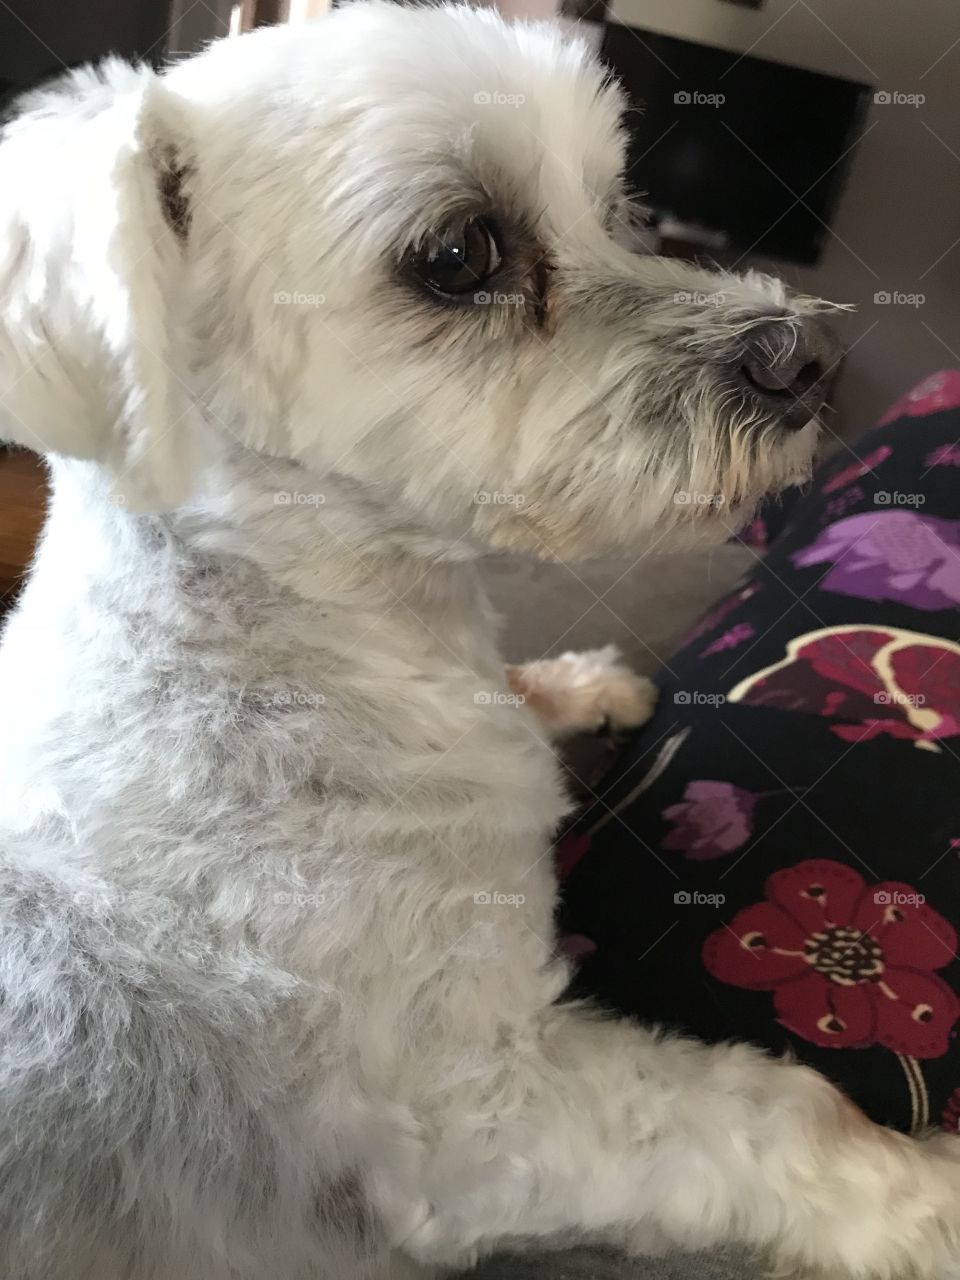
507,645,657,739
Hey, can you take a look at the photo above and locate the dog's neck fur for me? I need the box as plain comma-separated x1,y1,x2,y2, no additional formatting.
41,447,501,662
0,449,543,853
174,444,496,660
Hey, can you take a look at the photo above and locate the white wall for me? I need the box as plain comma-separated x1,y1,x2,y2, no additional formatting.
500,0,960,431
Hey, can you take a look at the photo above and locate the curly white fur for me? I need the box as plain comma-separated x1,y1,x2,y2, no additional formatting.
0,6,957,1280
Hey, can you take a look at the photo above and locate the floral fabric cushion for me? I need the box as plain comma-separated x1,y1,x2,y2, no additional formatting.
557,372,960,1134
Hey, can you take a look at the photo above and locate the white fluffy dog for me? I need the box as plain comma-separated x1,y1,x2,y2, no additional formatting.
0,6,957,1279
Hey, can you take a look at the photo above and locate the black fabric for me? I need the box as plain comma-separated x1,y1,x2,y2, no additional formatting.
466,1247,755,1280
557,381,960,1135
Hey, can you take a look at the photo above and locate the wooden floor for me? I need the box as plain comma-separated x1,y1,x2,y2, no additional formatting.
0,449,48,610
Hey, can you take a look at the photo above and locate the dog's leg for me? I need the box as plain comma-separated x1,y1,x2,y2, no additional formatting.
506,645,657,739
392,1008,960,1278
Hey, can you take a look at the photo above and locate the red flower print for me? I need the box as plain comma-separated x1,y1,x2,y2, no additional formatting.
821,445,892,495
728,625,960,752
557,932,597,966
700,622,755,658
703,859,960,1058
878,371,960,426
926,444,960,468
554,832,592,883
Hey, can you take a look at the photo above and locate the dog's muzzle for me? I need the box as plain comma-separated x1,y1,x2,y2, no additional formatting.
739,316,841,431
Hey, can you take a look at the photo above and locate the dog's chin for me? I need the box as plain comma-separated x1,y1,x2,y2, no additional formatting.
753,413,823,490
473,480,793,563
468,407,822,563
658,415,821,550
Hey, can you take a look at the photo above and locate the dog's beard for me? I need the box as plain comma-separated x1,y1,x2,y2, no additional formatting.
465,352,821,562
469,441,816,561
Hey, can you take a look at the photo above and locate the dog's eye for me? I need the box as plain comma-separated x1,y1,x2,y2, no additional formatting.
409,217,502,297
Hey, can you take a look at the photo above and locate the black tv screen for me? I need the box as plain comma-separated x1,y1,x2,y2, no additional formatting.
600,24,871,264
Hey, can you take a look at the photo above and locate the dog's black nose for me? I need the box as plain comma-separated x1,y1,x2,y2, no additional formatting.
740,317,841,431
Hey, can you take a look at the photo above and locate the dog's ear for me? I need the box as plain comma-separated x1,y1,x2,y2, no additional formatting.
0,61,199,510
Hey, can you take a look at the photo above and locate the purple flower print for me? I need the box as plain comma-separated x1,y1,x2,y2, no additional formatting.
734,518,768,551
662,781,761,860
792,512,960,610
824,484,865,520
926,444,960,468
700,622,755,657
680,583,761,647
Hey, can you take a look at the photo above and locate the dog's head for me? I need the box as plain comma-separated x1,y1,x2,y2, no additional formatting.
0,3,841,556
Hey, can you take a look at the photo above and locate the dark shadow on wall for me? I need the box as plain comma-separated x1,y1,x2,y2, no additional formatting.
0,0,173,107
